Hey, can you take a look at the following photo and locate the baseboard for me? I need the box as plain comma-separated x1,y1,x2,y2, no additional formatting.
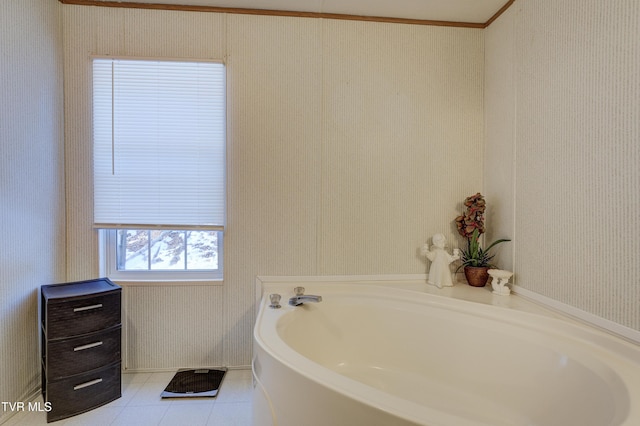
513,285,640,345
122,365,251,374
0,387,41,425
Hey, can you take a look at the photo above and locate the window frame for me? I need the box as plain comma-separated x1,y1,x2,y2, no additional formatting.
100,229,224,284
92,56,227,284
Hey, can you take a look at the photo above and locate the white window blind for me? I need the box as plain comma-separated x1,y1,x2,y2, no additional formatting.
93,58,226,229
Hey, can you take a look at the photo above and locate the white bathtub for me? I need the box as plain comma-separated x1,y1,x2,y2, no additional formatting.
252,276,640,426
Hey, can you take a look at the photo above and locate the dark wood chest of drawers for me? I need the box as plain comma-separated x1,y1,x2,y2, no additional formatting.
41,278,122,423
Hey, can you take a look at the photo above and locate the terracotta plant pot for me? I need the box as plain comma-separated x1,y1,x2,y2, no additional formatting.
464,266,490,287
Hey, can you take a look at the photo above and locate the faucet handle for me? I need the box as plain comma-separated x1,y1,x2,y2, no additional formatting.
294,286,305,296
269,293,281,309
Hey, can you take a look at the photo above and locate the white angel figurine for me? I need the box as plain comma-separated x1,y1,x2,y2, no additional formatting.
421,233,460,289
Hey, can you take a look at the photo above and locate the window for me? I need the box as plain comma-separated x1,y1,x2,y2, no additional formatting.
102,228,223,281
93,58,226,281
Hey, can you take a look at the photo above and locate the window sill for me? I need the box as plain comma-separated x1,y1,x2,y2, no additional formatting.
106,278,224,287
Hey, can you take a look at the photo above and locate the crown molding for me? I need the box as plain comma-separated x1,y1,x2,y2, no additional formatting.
58,0,515,28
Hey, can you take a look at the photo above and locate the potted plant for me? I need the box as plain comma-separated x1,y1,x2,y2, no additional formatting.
454,193,510,287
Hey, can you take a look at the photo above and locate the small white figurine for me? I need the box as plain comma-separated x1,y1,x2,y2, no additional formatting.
488,269,513,296
421,233,459,289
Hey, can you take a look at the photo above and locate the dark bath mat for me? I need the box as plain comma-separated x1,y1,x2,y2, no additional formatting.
161,368,227,398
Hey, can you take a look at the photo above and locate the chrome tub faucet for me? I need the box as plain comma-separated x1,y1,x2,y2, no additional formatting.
289,287,322,306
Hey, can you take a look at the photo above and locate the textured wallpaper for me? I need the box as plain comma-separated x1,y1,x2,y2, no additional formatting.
0,0,65,418
485,0,640,333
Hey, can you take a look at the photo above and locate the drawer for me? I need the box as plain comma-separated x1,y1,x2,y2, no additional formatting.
45,292,121,339
46,326,121,379
45,362,121,423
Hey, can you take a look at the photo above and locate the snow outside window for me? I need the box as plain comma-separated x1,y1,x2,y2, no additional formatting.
102,229,223,282
93,58,225,282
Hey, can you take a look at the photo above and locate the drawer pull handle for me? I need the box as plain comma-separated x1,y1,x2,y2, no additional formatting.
74,341,103,351
73,303,103,312
73,378,103,391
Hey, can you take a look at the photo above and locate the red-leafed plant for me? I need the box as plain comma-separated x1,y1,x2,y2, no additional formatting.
455,193,510,269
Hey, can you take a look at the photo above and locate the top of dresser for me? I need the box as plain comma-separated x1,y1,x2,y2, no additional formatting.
42,278,120,301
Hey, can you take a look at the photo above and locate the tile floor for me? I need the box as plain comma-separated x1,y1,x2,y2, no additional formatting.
4,369,253,426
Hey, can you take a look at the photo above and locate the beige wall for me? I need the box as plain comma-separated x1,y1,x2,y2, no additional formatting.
0,0,65,419
485,0,640,332
63,6,484,369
